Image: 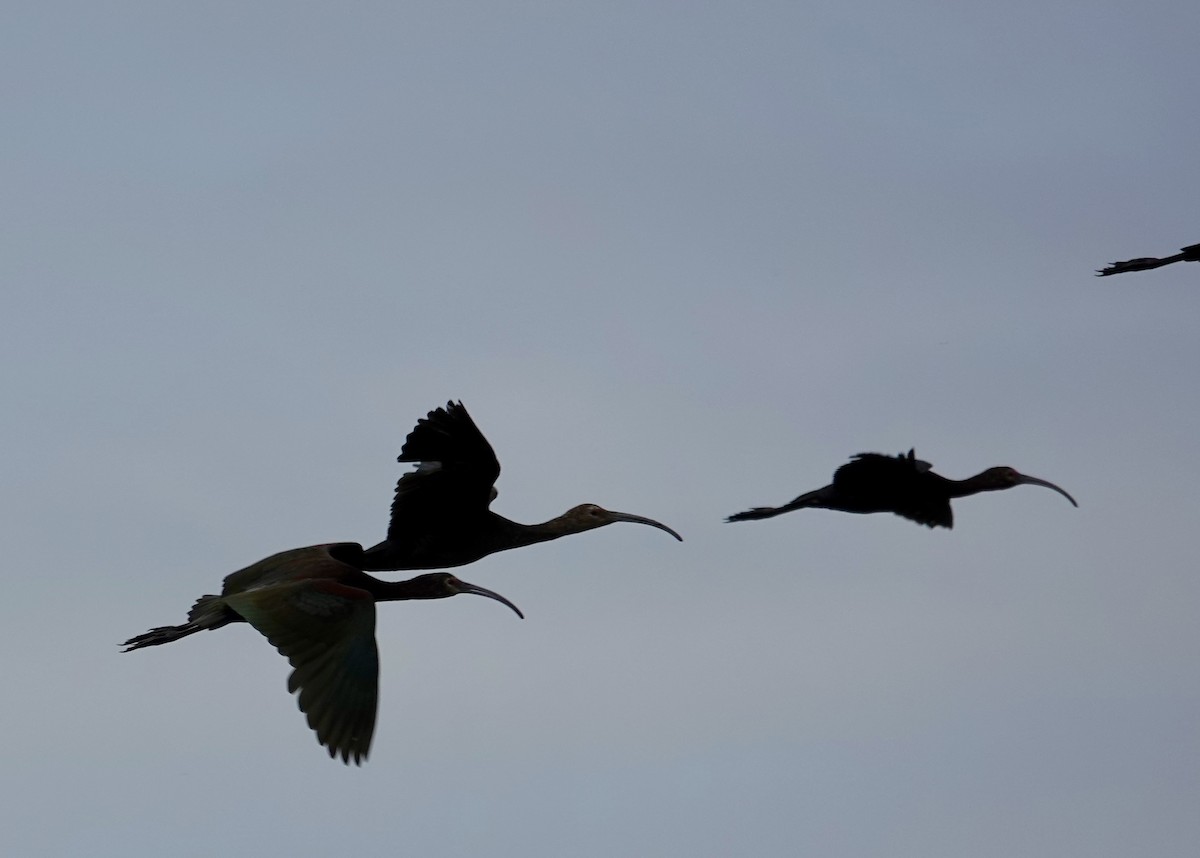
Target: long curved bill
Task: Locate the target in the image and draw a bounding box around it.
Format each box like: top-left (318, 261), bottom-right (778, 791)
top-left (458, 581), bottom-right (525, 619)
top-left (1017, 474), bottom-right (1078, 507)
top-left (608, 511), bottom-right (684, 541)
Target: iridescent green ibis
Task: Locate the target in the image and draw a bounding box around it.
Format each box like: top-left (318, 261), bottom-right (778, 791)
top-left (357, 401), bottom-right (682, 570)
top-left (1096, 241), bottom-right (1200, 276)
top-left (121, 543), bottom-right (523, 764)
top-left (726, 449), bottom-right (1077, 529)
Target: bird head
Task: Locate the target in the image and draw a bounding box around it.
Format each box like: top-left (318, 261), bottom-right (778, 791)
top-left (411, 573), bottom-right (525, 618)
top-left (981, 467), bottom-right (1078, 506)
top-left (561, 504), bottom-right (683, 541)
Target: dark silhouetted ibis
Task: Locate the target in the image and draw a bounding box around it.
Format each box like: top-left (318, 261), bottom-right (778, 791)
top-left (726, 449), bottom-right (1077, 529)
top-left (358, 401), bottom-right (682, 570)
top-left (1096, 241), bottom-right (1200, 276)
top-left (122, 543), bottom-right (523, 764)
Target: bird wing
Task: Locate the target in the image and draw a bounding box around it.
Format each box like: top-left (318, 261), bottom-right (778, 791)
top-left (385, 401), bottom-right (501, 543)
top-left (219, 544), bottom-right (362, 596)
top-left (224, 579), bottom-right (380, 765)
top-left (838, 452), bottom-right (926, 485)
top-left (905, 449), bottom-right (933, 472)
top-left (837, 452), bottom-right (953, 528)
top-left (892, 497), bottom-right (953, 529)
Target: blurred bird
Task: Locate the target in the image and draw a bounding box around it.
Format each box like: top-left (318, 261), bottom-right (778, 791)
top-left (727, 449), bottom-right (1077, 529)
top-left (1096, 241), bottom-right (1200, 276)
top-left (122, 544), bottom-right (523, 764)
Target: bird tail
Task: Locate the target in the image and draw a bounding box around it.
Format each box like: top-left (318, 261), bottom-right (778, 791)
top-left (726, 505), bottom-right (788, 522)
top-left (726, 489), bottom-right (825, 523)
top-left (121, 594), bottom-right (230, 652)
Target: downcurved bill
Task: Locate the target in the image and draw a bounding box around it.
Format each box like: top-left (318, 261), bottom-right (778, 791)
top-left (458, 581), bottom-right (525, 619)
top-left (1017, 475), bottom-right (1078, 507)
top-left (608, 511), bottom-right (684, 541)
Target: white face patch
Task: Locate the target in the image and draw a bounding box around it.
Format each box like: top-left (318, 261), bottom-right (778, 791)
top-left (415, 461), bottom-right (442, 474)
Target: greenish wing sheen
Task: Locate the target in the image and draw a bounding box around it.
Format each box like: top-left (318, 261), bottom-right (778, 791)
top-left (225, 579), bottom-right (380, 765)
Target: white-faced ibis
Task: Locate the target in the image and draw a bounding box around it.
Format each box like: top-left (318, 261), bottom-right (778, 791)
top-left (726, 449), bottom-right (1077, 529)
top-left (122, 543), bottom-right (523, 764)
top-left (357, 401), bottom-right (682, 570)
top-left (1096, 241), bottom-right (1200, 276)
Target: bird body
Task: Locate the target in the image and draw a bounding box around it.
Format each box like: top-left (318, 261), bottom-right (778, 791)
top-left (359, 401), bottom-right (682, 570)
top-left (123, 399), bottom-right (677, 764)
top-left (727, 449), bottom-right (1077, 529)
top-left (1097, 241), bottom-right (1200, 275)
top-left (122, 544), bottom-right (523, 764)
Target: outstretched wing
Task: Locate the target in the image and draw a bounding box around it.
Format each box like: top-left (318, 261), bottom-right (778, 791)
top-left (385, 401), bottom-right (501, 543)
top-left (225, 579), bottom-right (380, 765)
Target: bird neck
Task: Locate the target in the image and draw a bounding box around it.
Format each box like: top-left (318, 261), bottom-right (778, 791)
top-left (947, 472), bottom-right (1002, 498)
top-left (498, 514), bottom-right (575, 549)
top-left (363, 574), bottom-right (449, 603)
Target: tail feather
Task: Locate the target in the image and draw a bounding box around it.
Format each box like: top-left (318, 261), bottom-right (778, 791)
top-left (726, 488), bottom-right (825, 523)
top-left (726, 505), bottom-right (789, 522)
top-left (121, 594), bottom-right (231, 652)
top-left (121, 622), bottom-right (205, 651)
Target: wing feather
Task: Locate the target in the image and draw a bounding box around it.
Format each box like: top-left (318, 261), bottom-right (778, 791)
top-left (835, 451), bottom-right (953, 529)
top-left (225, 579), bottom-right (380, 765)
top-left (385, 401), bottom-right (501, 544)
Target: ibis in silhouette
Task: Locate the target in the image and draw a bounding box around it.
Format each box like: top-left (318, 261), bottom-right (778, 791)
top-left (726, 449), bottom-right (1077, 529)
top-left (1096, 241), bottom-right (1200, 276)
top-left (122, 543), bottom-right (523, 764)
top-left (357, 401), bottom-right (682, 570)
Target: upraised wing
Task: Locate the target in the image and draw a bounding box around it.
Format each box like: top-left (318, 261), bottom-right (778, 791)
top-left (385, 401), bottom-right (501, 544)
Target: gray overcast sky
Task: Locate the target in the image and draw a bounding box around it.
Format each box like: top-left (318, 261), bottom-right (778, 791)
top-left (4, 2), bottom-right (1199, 856)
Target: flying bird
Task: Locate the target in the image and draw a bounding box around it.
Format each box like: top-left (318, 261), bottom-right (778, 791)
top-left (1096, 241), bottom-right (1200, 276)
top-left (122, 544), bottom-right (523, 764)
top-left (357, 401), bottom-right (682, 570)
top-left (726, 449), bottom-right (1077, 529)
